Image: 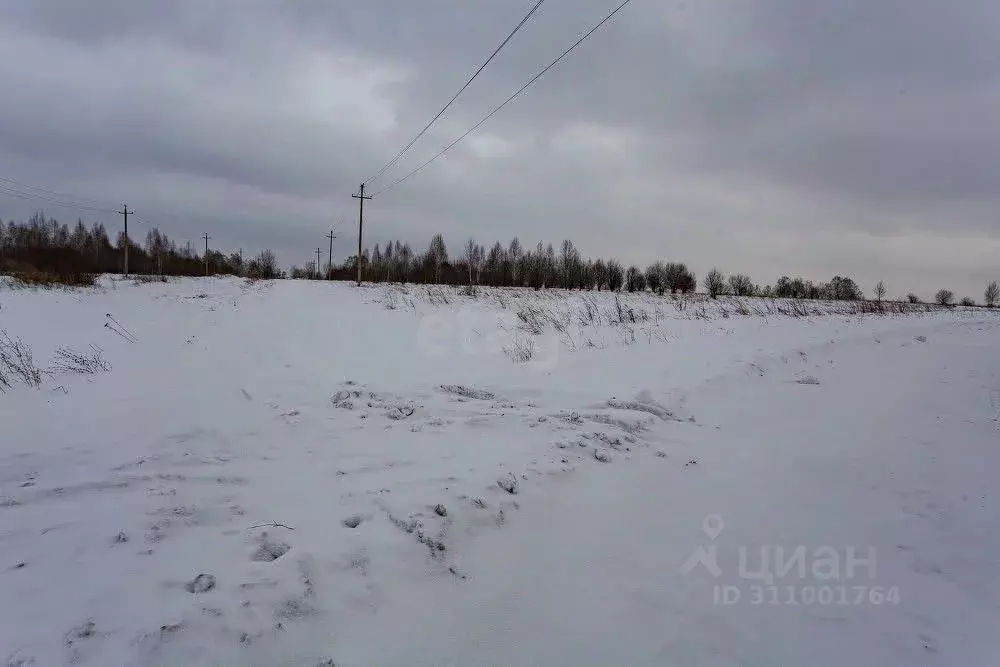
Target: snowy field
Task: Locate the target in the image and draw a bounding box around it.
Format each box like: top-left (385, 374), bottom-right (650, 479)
top-left (1, 276), bottom-right (998, 666)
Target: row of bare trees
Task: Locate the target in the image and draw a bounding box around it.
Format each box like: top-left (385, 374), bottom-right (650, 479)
top-left (4, 211), bottom-right (996, 304)
top-left (321, 234), bottom-right (887, 302)
top-left (931, 282), bottom-right (999, 308)
top-left (316, 233), bottom-right (998, 305)
top-left (0, 212), bottom-right (281, 279)
top-left (315, 235), bottom-right (699, 293)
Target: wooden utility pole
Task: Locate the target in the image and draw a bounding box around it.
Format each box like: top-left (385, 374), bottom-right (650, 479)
top-left (325, 230), bottom-right (337, 280)
top-left (203, 233), bottom-right (211, 276)
top-left (117, 203), bottom-right (134, 276)
top-left (315, 247), bottom-right (322, 279)
top-left (352, 183), bottom-right (372, 286)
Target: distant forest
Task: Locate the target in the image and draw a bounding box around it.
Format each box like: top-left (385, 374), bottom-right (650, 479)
top-left (3, 210), bottom-right (991, 306)
top-left (0, 212), bottom-right (280, 280)
top-left (309, 234), bottom-right (868, 301)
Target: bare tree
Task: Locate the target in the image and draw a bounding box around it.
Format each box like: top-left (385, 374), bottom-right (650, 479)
top-left (464, 238), bottom-right (477, 285)
top-left (825, 276), bottom-right (863, 301)
top-left (560, 239), bottom-right (580, 289)
top-left (606, 260), bottom-right (624, 292)
top-left (428, 234), bottom-right (448, 283)
top-left (247, 249), bottom-right (279, 279)
top-left (645, 262), bottom-right (664, 294)
top-left (485, 242), bottom-right (505, 285)
top-left (579, 260), bottom-right (594, 290)
top-left (474, 243), bottom-right (485, 284)
top-left (544, 244), bottom-right (557, 287)
top-left (984, 280), bottom-right (999, 307)
top-left (592, 259), bottom-right (608, 291)
top-left (934, 289), bottom-right (954, 306)
top-left (728, 273), bottom-right (754, 297)
top-left (507, 237), bottom-right (522, 286)
top-left (874, 280), bottom-right (886, 302)
top-left (663, 263), bottom-right (696, 294)
top-left (704, 268), bottom-right (726, 299)
top-left (370, 244), bottom-right (383, 281)
top-left (399, 242), bottom-right (413, 283)
top-left (625, 266), bottom-right (646, 292)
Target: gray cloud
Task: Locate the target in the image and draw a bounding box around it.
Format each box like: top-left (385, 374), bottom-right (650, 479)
top-left (0, 0), bottom-right (998, 298)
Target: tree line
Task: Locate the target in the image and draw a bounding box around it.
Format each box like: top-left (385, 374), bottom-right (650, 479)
top-left (313, 233), bottom-right (993, 306)
top-left (0, 212), bottom-right (281, 280)
top-left (314, 233), bottom-right (886, 302)
top-left (3, 211), bottom-right (996, 306)
top-left (305, 235), bottom-right (700, 293)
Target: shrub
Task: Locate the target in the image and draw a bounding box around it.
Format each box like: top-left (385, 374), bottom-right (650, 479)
top-left (515, 306), bottom-right (545, 334)
top-left (960, 297), bottom-right (976, 307)
top-left (906, 293), bottom-right (920, 304)
top-left (0, 331), bottom-right (42, 390)
top-left (131, 275), bottom-right (168, 285)
top-left (934, 289), bottom-right (954, 306)
top-left (246, 250), bottom-right (280, 279)
top-left (8, 268), bottom-right (96, 288)
top-left (50, 345), bottom-right (112, 375)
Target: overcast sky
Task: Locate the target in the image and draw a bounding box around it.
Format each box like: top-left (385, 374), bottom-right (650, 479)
top-left (1, 0), bottom-right (998, 298)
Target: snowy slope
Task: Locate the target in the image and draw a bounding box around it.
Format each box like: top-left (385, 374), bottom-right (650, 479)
top-left (1, 277), bottom-right (997, 666)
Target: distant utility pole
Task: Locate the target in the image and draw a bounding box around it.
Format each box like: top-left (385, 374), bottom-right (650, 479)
top-left (202, 233), bottom-right (211, 275)
top-left (325, 230), bottom-right (337, 280)
top-left (315, 247), bottom-right (322, 279)
top-left (352, 183), bottom-right (372, 287)
top-left (238, 248), bottom-right (243, 276)
top-left (117, 203), bottom-right (134, 276)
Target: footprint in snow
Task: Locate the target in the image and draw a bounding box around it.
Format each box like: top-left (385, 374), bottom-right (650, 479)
top-left (251, 535), bottom-right (291, 562)
top-left (185, 574), bottom-right (216, 593)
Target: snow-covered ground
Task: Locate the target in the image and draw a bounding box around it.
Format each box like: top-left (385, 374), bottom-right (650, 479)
top-left (1, 276), bottom-right (998, 666)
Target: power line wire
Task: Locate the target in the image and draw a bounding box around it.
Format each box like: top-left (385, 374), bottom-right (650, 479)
top-left (362, 0), bottom-right (548, 185)
top-left (0, 176), bottom-right (191, 229)
top-left (0, 184), bottom-right (119, 215)
top-left (0, 176), bottom-right (119, 208)
top-left (0, 185), bottom-right (115, 213)
top-left (372, 0), bottom-right (634, 197)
